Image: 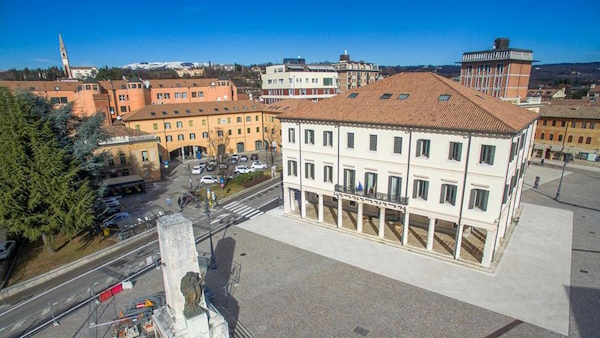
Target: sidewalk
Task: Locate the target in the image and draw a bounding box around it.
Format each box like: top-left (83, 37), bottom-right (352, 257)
top-left (242, 203), bottom-right (573, 335)
top-left (531, 157), bottom-right (600, 172)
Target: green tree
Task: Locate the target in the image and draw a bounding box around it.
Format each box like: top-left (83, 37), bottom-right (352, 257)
top-left (0, 87), bottom-right (97, 252)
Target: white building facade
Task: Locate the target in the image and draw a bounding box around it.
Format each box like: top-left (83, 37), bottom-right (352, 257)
top-left (279, 72), bottom-right (537, 268)
top-left (261, 59), bottom-right (339, 104)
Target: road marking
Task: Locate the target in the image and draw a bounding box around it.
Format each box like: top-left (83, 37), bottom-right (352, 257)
top-left (234, 206), bottom-right (253, 214)
top-left (249, 212), bottom-right (264, 219)
top-left (210, 218), bottom-right (221, 225)
top-left (240, 182), bottom-right (281, 202)
top-left (67, 295), bottom-right (76, 303)
top-left (40, 308), bottom-right (50, 316)
top-left (246, 210), bottom-right (263, 218)
top-left (256, 197), bottom-right (280, 210)
top-left (241, 208), bottom-right (259, 217)
top-left (106, 277), bottom-right (112, 284)
top-left (11, 319), bottom-right (25, 331)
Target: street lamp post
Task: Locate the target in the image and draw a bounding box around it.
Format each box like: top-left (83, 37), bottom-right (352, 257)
top-left (187, 164), bottom-right (193, 191)
top-left (48, 302), bottom-right (59, 326)
top-left (555, 153), bottom-right (571, 201)
top-left (204, 189), bottom-right (217, 269)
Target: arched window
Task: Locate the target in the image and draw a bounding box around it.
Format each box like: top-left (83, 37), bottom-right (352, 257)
top-left (540, 133), bottom-right (545, 140)
top-left (178, 134), bottom-right (184, 141)
top-left (549, 134), bottom-right (554, 141)
top-left (586, 137), bottom-right (592, 144)
top-left (567, 135), bottom-right (573, 142)
top-left (164, 122), bottom-right (171, 129)
top-left (578, 136), bottom-right (584, 144)
top-left (166, 135), bottom-right (172, 142)
top-left (558, 134), bottom-right (563, 142)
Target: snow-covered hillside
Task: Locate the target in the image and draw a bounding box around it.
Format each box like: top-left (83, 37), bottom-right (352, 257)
top-left (122, 61), bottom-right (210, 70)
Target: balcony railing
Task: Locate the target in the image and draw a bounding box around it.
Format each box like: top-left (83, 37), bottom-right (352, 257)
top-left (334, 184), bottom-right (409, 205)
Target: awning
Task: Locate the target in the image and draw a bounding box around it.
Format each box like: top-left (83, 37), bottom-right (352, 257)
top-left (550, 146), bottom-right (564, 152)
top-left (564, 147), bottom-right (583, 154)
top-left (533, 143), bottom-right (548, 150)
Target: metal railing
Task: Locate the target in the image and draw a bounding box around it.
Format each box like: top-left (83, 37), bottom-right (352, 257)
top-left (334, 185), bottom-right (409, 205)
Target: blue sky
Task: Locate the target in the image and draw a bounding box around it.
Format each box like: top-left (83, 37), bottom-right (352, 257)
top-left (0, 0), bottom-right (598, 70)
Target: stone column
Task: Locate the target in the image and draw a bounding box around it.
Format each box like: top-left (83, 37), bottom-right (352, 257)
top-left (300, 190), bottom-right (307, 218)
top-left (181, 146), bottom-right (185, 159)
top-left (426, 218), bottom-right (436, 251)
top-left (337, 197), bottom-right (343, 228)
top-left (192, 146), bottom-right (196, 159)
top-left (156, 214), bottom-right (200, 329)
top-left (357, 202), bottom-right (363, 233)
top-left (289, 189), bottom-right (296, 211)
top-left (454, 223), bottom-right (465, 260)
top-left (283, 187), bottom-right (291, 213)
top-left (482, 228), bottom-right (497, 267)
top-left (402, 211), bottom-right (410, 245)
top-left (318, 193), bottom-right (324, 222)
top-left (378, 206), bottom-right (386, 238)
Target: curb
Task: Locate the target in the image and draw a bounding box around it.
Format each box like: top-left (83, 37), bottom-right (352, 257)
top-left (0, 175), bottom-right (282, 302)
top-left (0, 228), bottom-right (157, 301)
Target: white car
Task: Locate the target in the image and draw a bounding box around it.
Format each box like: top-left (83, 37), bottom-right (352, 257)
top-left (103, 199), bottom-right (121, 208)
top-left (191, 165), bottom-right (203, 175)
top-left (200, 176), bottom-right (219, 185)
top-left (234, 166), bottom-right (254, 174)
top-left (251, 161), bottom-right (268, 170)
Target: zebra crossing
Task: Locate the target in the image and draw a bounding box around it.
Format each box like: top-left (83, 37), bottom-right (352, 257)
top-left (223, 201), bottom-right (264, 219)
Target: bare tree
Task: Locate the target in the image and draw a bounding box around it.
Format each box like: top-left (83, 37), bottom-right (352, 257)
top-left (264, 127), bottom-right (281, 167)
top-left (208, 127), bottom-right (230, 176)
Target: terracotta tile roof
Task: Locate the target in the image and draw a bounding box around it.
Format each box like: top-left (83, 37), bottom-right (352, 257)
top-left (546, 99), bottom-right (599, 106)
top-left (0, 80), bottom-right (81, 92)
top-left (102, 124), bottom-right (153, 137)
top-left (262, 99), bottom-right (316, 113)
top-left (280, 72), bottom-right (538, 134)
top-left (146, 78), bottom-right (223, 89)
top-left (122, 100), bottom-right (265, 122)
top-left (539, 105), bottom-right (600, 119)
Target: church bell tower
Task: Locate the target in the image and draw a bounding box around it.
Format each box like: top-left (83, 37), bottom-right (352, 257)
top-left (59, 34), bottom-right (72, 78)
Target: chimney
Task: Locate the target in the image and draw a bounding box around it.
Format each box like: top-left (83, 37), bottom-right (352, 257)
top-left (339, 50), bottom-right (350, 62)
top-left (493, 38), bottom-right (510, 50)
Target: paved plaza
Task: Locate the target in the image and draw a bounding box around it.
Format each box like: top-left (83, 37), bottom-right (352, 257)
top-left (32, 160), bottom-right (600, 337)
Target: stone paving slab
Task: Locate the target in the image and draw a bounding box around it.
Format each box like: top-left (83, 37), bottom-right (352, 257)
top-left (241, 203), bottom-right (573, 335)
top-left (523, 164), bottom-right (572, 192)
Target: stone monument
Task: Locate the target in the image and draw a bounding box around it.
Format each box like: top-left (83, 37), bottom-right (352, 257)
top-left (152, 214), bottom-right (229, 338)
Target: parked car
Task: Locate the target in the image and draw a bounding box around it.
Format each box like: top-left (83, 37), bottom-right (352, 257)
top-left (103, 199), bottom-right (121, 208)
top-left (101, 206), bottom-right (123, 219)
top-left (102, 197), bottom-right (119, 204)
top-left (200, 176), bottom-right (220, 185)
top-left (0, 241), bottom-right (16, 260)
top-left (103, 212), bottom-right (130, 228)
top-left (208, 159), bottom-right (217, 166)
top-left (240, 155), bottom-right (248, 162)
top-left (234, 166), bottom-right (255, 174)
top-left (218, 162), bottom-right (229, 169)
top-left (250, 153), bottom-right (259, 160)
top-left (229, 157), bottom-right (238, 165)
top-left (198, 162), bottom-right (208, 170)
top-left (251, 161), bottom-right (268, 170)
top-left (191, 165), bottom-right (203, 175)
top-left (206, 164), bottom-right (216, 172)
top-left (231, 153), bottom-right (239, 159)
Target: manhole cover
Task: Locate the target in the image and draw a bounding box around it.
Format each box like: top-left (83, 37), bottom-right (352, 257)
top-left (353, 326), bottom-right (369, 336)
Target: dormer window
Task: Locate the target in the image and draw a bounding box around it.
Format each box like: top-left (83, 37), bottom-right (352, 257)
top-left (174, 110), bottom-right (179, 114)
top-left (162, 111), bottom-right (167, 115)
top-left (186, 109), bottom-right (191, 113)
top-left (198, 109), bottom-right (204, 112)
top-left (438, 94), bottom-right (451, 101)
top-left (150, 112), bottom-right (156, 116)
top-left (398, 93), bottom-right (409, 100)
top-left (348, 93), bottom-right (359, 98)
top-left (380, 93), bottom-right (392, 99)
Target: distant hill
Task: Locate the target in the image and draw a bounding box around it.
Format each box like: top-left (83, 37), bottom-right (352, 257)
top-left (380, 62), bottom-right (600, 89)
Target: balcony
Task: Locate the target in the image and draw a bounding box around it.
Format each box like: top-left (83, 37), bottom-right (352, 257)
top-left (334, 184), bottom-right (409, 206)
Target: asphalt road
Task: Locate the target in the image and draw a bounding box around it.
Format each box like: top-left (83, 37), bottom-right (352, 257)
top-left (0, 166), bottom-right (282, 338)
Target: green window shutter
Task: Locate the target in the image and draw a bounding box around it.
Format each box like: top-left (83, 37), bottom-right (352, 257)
top-left (423, 181), bottom-right (429, 201)
top-left (412, 180), bottom-right (418, 199)
top-left (440, 184), bottom-right (446, 203)
top-left (469, 189), bottom-right (476, 209)
top-left (489, 146), bottom-right (495, 165)
top-left (417, 141), bottom-right (422, 156)
top-left (482, 190), bottom-right (489, 211)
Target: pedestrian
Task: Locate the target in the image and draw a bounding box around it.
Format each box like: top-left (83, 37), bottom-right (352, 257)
top-left (177, 196), bottom-right (182, 208)
top-left (541, 158), bottom-right (545, 166)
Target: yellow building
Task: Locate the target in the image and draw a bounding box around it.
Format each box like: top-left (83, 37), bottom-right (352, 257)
top-left (97, 123), bottom-right (162, 182)
top-left (533, 104), bottom-right (600, 162)
top-left (121, 100), bottom-right (281, 162)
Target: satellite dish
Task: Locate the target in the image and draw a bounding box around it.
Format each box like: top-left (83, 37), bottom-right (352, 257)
top-left (217, 97), bottom-right (221, 101)
top-left (211, 82), bottom-right (216, 86)
top-left (116, 116), bottom-right (122, 120)
top-left (223, 95), bottom-right (228, 100)
top-left (144, 80), bottom-right (150, 88)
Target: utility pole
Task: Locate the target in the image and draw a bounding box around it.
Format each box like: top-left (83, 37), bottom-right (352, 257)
top-left (555, 153), bottom-right (571, 200)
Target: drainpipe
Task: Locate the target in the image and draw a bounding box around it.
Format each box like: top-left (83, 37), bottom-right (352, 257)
top-left (336, 123), bottom-right (340, 186)
top-left (298, 120), bottom-right (303, 211)
top-left (262, 111), bottom-right (267, 165)
top-left (404, 129), bottom-right (412, 198)
top-left (456, 133), bottom-right (472, 252)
